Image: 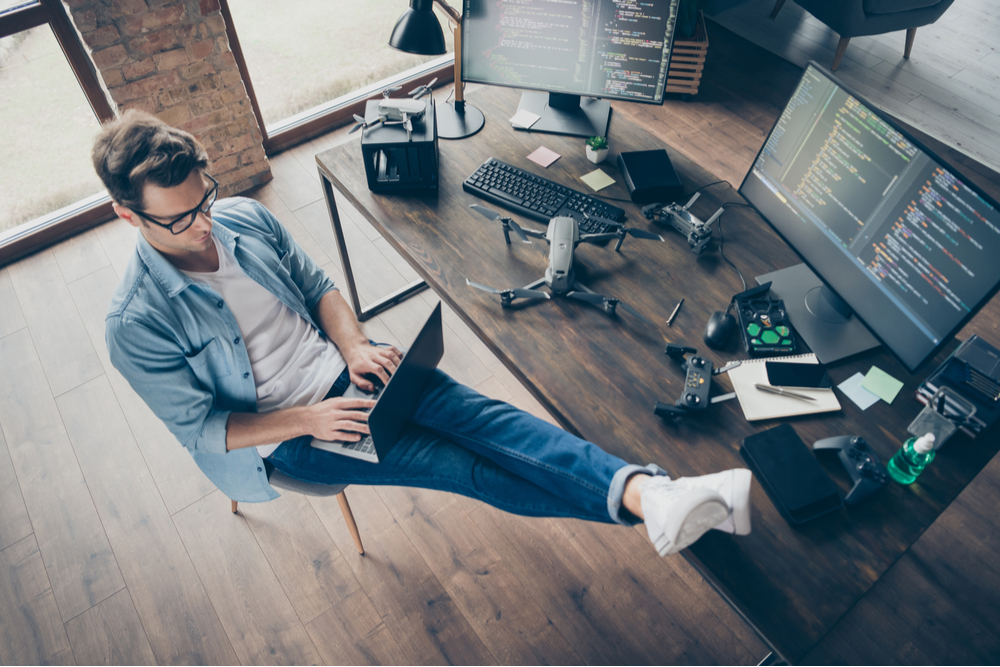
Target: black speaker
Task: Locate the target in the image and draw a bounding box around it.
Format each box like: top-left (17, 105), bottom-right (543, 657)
top-left (617, 149), bottom-right (684, 205)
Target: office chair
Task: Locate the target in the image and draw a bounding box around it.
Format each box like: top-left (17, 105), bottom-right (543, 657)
top-left (230, 470), bottom-right (365, 555)
top-left (770, 0), bottom-right (956, 70)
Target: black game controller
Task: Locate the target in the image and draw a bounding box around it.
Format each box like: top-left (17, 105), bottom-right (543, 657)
top-left (655, 345), bottom-right (714, 420)
top-left (813, 436), bottom-right (889, 506)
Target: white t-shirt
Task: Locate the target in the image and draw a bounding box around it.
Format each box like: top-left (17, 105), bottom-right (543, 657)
top-left (183, 236), bottom-right (346, 456)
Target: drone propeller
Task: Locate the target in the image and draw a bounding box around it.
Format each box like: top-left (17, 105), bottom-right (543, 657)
top-left (349, 113), bottom-right (381, 134)
top-left (470, 205), bottom-right (533, 244)
top-left (466, 279), bottom-right (550, 301)
top-left (409, 77), bottom-right (438, 99)
top-left (381, 85), bottom-right (402, 98)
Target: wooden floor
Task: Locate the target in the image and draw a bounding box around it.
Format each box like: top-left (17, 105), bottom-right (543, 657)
top-left (2, 17), bottom-right (1000, 667)
top-left (712, 0), bottom-right (1000, 175)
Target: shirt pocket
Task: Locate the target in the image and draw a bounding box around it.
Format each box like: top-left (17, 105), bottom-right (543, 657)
top-left (186, 337), bottom-right (232, 384)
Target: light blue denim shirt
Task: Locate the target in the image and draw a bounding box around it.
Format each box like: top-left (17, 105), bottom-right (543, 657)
top-left (106, 197), bottom-right (339, 502)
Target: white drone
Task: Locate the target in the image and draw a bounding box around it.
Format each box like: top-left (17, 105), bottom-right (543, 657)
top-left (349, 79), bottom-right (437, 141)
top-left (466, 205), bottom-right (664, 323)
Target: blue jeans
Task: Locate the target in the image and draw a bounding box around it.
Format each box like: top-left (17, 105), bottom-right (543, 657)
top-left (268, 367), bottom-right (662, 525)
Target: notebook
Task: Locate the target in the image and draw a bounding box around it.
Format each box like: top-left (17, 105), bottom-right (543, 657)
top-left (726, 353), bottom-right (841, 421)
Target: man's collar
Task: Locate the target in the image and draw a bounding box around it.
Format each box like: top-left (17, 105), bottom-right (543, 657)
top-left (135, 224), bottom-right (240, 298)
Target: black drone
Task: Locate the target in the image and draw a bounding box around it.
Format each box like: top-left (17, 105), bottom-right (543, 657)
top-left (466, 205), bottom-right (664, 323)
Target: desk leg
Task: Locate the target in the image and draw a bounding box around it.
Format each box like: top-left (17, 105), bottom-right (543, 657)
top-left (319, 172), bottom-right (427, 322)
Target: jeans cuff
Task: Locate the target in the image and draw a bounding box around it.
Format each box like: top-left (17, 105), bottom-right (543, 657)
top-left (607, 463), bottom-right (668, 526)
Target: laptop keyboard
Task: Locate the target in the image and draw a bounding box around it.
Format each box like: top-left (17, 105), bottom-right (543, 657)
top-left (339, 383), bottom-right (383, 453)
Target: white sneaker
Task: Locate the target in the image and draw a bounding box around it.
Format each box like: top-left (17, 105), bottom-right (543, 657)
top-left (640, 477), bottom-right (730, 555)
top-left (672, 468), bottom-right (753, 536)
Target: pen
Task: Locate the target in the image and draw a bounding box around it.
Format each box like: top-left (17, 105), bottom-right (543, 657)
top-left (666, 298), bottom-right (684, 326)
top-left (754, 383), bottom-right (816, 402)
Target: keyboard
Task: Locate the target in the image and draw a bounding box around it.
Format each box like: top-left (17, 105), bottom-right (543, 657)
top-left (339, 383), bottom-right (383, 454)
top-left (463, 158), bottom-right (626, 234)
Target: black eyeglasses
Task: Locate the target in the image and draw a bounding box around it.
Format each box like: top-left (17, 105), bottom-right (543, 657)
top-left (133, 174), bottom-right (219, 235)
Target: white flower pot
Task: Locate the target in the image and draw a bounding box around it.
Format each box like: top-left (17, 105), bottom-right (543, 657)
top-left (586, 146), bottom-right (609, 164)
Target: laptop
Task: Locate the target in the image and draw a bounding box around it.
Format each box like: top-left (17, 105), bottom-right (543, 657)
top-left (310, 302), bottom-right (444, 462)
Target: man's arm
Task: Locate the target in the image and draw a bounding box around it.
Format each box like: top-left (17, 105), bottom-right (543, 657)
top-left (224, 290), bottom-right (402, 451)
top-left (311, 290), bottom-right (403, 392)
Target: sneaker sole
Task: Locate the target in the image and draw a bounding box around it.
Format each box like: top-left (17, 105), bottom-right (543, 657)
top-left (730, 469), bottom-right (752, 536)
top-left (654, 499), bottom-right (730, 556)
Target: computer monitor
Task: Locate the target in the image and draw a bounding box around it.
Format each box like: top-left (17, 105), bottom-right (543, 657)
top-left (461, 0), bottom-right (680, 138)
top-left (740, 62), bottom-right (1000, 373)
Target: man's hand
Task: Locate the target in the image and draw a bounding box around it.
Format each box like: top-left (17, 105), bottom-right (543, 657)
top-left (306, 397), bottom-right (377, 442)
top-left (343, 343), bottom-right (404, 392)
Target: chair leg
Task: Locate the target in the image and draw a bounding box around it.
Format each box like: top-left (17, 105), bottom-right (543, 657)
top-left (904, 28), bottom-right (917, 59)
top-left (337, 491), bottom-right (365, 555)
top-left (769, 0), bottom-right (786, 19)
top-left (832, 36), bottom-right (850, 71)
top-left (231, 499), bottom-right (238, 514)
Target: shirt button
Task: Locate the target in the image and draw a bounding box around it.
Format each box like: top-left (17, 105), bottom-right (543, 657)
top-left (257, 467), bottom-right (263, 472)
top-left (234, 337), bottom-right (240, 344)
top-left (217, 301), bottom-right (224, 308)
top-left (243, 372), bottom-right (250, 378)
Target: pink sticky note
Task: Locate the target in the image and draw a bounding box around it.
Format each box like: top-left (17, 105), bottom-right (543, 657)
top-left (527, 146), bottom-right (561, 168)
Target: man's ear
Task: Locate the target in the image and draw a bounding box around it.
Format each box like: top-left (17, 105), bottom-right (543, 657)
top-left (113, 203), bottom-right (141, 229)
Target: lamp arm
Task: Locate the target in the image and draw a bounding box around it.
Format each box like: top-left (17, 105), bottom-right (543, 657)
top-left (432, 0), bottom-right (461, 27)
top-left (432, 0), bottom-right (465, 105)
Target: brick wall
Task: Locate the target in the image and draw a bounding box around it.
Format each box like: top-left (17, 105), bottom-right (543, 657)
top-left (67, 0), bottom-right (272, 196)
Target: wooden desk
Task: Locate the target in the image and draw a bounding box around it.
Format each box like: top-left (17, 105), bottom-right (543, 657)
top-left (316, 85), bottom-right (1000, 663)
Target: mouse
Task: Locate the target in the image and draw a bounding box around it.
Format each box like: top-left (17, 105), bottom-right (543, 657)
top-left (703, 310), bottom-right (737, 349)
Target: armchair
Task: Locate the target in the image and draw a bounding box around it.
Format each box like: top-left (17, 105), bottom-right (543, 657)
top-left (770, 0), bottom-right (956, 70)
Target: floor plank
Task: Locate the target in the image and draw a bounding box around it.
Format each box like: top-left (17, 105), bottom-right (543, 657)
top-left (51, 228), bottom-right (111, 284)
top-left (63, 588), bottom-right (157, 666)
top-left (0, 328), bottom-right (124, 622)
top-left (310, 484), bottom-right (497, 665)
top-left (6, 250), bottom-right (104, 398)
top-left (0, 426), bottom-right (32, 552)
top-left (57, 376), bottom-right (239, 665)
top-left (239, 491), bottom-right (362, 625)
top-left (0, 535), bottom-right (73, 666)
top-left (305, 589), bottom-right (410, 665)
top-left (172, 490), bottom-right (324, 666)
top-left (0, 266), bottom-right (26, 338)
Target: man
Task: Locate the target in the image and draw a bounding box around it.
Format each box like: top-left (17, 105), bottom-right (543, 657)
top-left (95, 110), bottom-right (752, 556)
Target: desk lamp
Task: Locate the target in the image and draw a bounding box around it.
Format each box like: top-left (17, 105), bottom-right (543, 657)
top-left (389, 0), bottom-right (485, 139)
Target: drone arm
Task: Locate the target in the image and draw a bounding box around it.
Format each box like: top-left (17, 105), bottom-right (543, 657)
top-left (579, 232), bottom-right (619, 245)
top-left (520, 227), bottom-right (548, 240)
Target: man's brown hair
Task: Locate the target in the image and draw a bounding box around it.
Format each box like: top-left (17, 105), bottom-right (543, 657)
top-left (92, 110), bottom-right (209, 211)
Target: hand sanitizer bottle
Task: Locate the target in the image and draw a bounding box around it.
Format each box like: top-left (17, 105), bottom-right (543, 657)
top-left (887, 433), bottom-right (936, 484)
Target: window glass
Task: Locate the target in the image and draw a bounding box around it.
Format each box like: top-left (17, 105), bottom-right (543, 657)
top-left (226, 0), bottom-right (454, 129)
top-left (0, 25), bottom-right (105, 235)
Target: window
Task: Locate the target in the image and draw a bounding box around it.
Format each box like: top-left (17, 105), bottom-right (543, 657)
top-left (225, 0), bottom-right (453, 132)
top-left (0, 24), bottom-right (106, 236)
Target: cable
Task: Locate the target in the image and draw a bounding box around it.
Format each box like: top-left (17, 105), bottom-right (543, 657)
top-left (716, 201), bottom-right (751, 292)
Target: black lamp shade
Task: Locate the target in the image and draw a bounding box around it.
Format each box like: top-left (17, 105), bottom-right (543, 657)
top-left (389, 0), bottom-right (447, 55)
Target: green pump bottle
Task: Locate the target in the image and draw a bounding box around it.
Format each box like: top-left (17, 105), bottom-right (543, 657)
top-left (887, 433), bottom-right (936, 484)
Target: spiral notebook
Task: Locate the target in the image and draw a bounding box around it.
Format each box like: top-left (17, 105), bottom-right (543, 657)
top-left (726, 353), bottom-right (841, 421)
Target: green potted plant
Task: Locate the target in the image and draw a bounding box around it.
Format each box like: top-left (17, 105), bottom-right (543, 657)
top-left (585, 135), bottom-right (609, 164)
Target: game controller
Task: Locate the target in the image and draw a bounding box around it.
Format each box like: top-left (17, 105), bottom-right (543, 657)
top-left (655, 345), bottom-right (714, 420)
top-left (813, 436), bottom-right (889, 505)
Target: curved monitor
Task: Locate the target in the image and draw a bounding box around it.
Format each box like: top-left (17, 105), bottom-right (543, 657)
top-left (740, 63), bottom-right (1000, 373)
top-left (461, 0), bottom-right (680, 136)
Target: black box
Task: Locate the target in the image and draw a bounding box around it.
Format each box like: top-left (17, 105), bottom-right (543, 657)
top-left (617, 149), bottom-right (684, 205)
top-left (361, 98), bottom-right (438, 192)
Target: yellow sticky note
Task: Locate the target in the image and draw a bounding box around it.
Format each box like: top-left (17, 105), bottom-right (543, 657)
top-left (580, 169), bottom-right (615, 192)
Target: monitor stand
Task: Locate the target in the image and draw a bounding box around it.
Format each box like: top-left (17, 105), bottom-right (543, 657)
top-left (756, 263), bottom-right (880, 364)
top-left (514, 92), bottom-right (611, 138)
